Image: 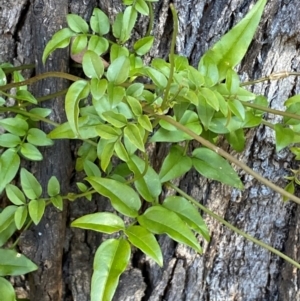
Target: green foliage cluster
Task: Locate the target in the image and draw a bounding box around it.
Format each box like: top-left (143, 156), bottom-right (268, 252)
top-left (0, 0), bottom-right (300, 299)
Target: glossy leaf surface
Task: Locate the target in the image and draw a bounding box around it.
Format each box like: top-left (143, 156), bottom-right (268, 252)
top-left (91, 239), bottom-right (130, 301)
top-left (138, 205), bottom-right (202, 253)
top-left (86, 177), bottom-right (141, 217)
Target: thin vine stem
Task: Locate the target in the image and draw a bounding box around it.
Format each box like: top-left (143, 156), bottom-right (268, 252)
top-left (161, 4), bottom-right (178, 108)
top-left (145, 2), bottom-right (154, 36)
top-left (2, 64), bottom-right (35, 74)
top-left (0, 72), bottom-right (83, 91)
top-left (156, 114), bottom-right (300, 205)
top-left (241, 71), bottom-right (300, 86)
top-left (243, 102), bottom-right (300, 121)
top-left (167, 182), bottom-right (300, 269)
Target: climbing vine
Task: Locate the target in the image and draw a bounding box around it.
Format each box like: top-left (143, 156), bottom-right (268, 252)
top-left (0, 0), bottom-right (299, 300)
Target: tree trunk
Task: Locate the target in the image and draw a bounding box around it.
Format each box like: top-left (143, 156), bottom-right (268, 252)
top-left (1, 0), bottom-right (300, 300)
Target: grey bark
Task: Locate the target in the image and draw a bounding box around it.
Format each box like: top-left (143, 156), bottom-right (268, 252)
top-left (0, 0), bottom-right (300, 301)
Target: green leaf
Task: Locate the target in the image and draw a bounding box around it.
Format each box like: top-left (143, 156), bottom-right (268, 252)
top-left (0, 249), bottom-right (38, 276)
top-left (88, 36), bottom-right (109, 56)
top-left (197, 93), bottom-right (215, 130)
top-left (112, 13), bottom-right (123, 40)
top-left (134, 36), bottom-right (154, 55)
top-left (91, 239), bottom-right (131, 301)
top-left (14, 206), bottom-right (28, 230)
top-left (138, 115), bottom-right (152, 132)
top-left (284, 95), bottom-right (300, 107)
top-left (47, 176), bottom-right (60, 197)
top-left (274, 124), bottom-right (295, 152)
top-left (51, 195), bottom-right (63, 210)
top-left (159, 145), bottom-right (192, 183)
top-left (127, 155), bottom-right (161, 202)
top-left (145, 67), bottom-right (168, 89)
top-left (6, 184), bottom-right (26, 205)
top-left (0, 277), bottom-right (16, 301)
top-left (48, 116), bottom-right (99, 139)
top-left (13, 70), bottom-right (26, 91)
top-left (71, 34), bottom-right (88, 54)
top-left (102, 111), bottom-right (127, 128)
top-left (0, 117), bottom-right (28, 136)
top-left (90, 8), bottom-right (110, 35)
top-left (42, 28), bottom-right (75, 64)
top-left (107, 83), bottom-right (126, 107)
top-left (0, 206), bottom-right (17, 233)
top-left (106, 56), bottom-right (130, 85)
top-left (225, 128), bottom-right (245, 152)
top-left (225, 69), bottom-right (240, 94)
top-left (27, 128), bottom-right (53, 146)
top-left (126, 83), bottom-right (144, 97)
top-left (0, 133), bottom-right (21, 148)
top-left (187, 66), bottom-right (205, 87)
top-left (67, 14), bottom-right (89, 33)
top-left (0, 222), bottom-right (16, 247)
top-left (199, 0), bottom-right (267, 79)
top-left (283, 103), bottom-right (300, 125)
top-left (83, 160), bottom-right (101, 177)
top-left (16, 90), bottom-right (37, 104)
top-left (135, 0), bottom-right (149, 15)
top-left (29, 108), bottom-right (52, 120)
top-left (82, 50), bottom-right (104, 79)
top-left (86, 177), bottom-right (141, 217)
top-left (283, 180), bottom-right (295, 202)
top-left (0, 96), bottom-right (5, 106)
top-left (126, 96), bottom-right (142, 116)
top-left (0, 149), bottom-right (20, 194)
top-left (200, 88), bottom-right (219, 111)
top-left (28, 199), bottom-right (45, 225)
top-left (110, 44), bottom-right (129, 62)
top-left (71, 212), bottom-right (125, 233)
top-left (120, 6), bottom-right (138, 43)
top-left (0, 68), bottom-right (7, 86)
top-left (125, 225), bottom-right (163, 266)
top-left (114, 140), bottom-right (129, 162)
top-left (20, 143), bottom-right (43, 161)
top-left (138, 205), bottom-right (202, 253)
top-left (20, 168), bottom-right (42, 199)
top-left (151, 58), bottom-right (170, 77)
top-left (192, 147), bottom-right (243, 189)
top-left (124, 124), bottom-right (145, 152)
top-left (228, 99), bottom-right (245, 121)
top-left (96, 139), bottom-right (114, 172)
top-left (150, 110), bottom-right (202, 143)
top-left (91, 78), bottom-right (107, 101)
top-left (163, 196), bottom-right (210, 241)
top-left (65, 80), bottom-right (90, 136)
top-left (198, 55), bottom-right (219, 87)
top-left (253, 95), bottom-right (268, 116)
top-left (96, 124), bottom-right (121, 140)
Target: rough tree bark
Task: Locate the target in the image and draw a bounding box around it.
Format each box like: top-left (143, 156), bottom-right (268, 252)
top-left (0, 0), bottom-right (300, 300)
